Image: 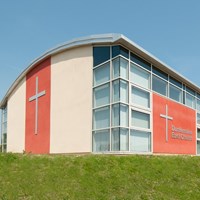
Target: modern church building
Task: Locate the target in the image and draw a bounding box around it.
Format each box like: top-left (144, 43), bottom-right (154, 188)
top-left (1, 34), bottom-right (200, 155)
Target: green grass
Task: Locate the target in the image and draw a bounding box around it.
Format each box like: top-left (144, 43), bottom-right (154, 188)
top-left (0, 154), bottom-right (200, 200)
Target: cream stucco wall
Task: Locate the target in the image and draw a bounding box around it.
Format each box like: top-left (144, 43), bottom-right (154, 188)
top-left (7, 77), bottom-right (26, 152)
top-left (50, 46), bottom-right (93, 153)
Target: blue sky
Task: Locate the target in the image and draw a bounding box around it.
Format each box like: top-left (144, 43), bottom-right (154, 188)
top-left (0, 0), bottom-right (200, 101)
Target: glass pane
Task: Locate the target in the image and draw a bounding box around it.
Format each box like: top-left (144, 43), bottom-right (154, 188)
top-left (120, 80), bottom-right (128, 103)
top-left (120, 128), bottom-right (129, 151)
top-left (112, 104), bottom-right (120, 126)
top-left (94, 63), bottom-right (110, 86)
top-left (186, 86), bottom-right (195, 96)
top-left (112, 46), bottom-right (129, 59)
top-left (197, 113), bottom-right (200, 125)
top-left (186, 93), bottom-right (195, 109)
top-left (169, 84), bottom-right (182, 103)
top-left (197, 99), bottom-right (200, 112)
top-left (120, 58), bottom-right (128, 79)
top-left (152, 66), bottom-right (168, 80)
top-left (120, 104), bottom-right (128, 127)
top-left (93, 129), bottom-right (110, 152)
top-left (112, 57), bottom-right (128, 79)
top-left (197, 141), bottom-right (200, 154)
top-left (3, 133), bottom-right (7, 144)
top-left (94, 84), bottom-right (110, 107)
top-left (2, 122), bottom-right (7, 134)
top-left (197, 129), bottom-right (200, 139)
top-left (111, 128), bottom-right (128, 151)
top-left (2, 110), bottom-right (7, 122)
top-left (132, 86), bottom-right (150, 108)
top-left (169, 76), bottom-right (182, 88)
top-left (111, 128), bottom-right (120, 151)
top-left (93, 106), bottom-right (110, 129)
top-left (112, 104), bottom-right (128, 127)
top-left (132, 110), bottom-right (150, 129)
top-left (130, 52), bottom-right (151, 71)
top-left (130, 63), bottom-right (150, 89)
top-left (93, 46), bottom-right (110, 67)
top-left (130, 130), bottom-right (151, 152)
top-left (112, 80), bottom-right (128, 103)
top-left (152, 75), bottom-right (167, 96)
top-left (112, 58), bottom-right (120, 78)
top-left (112, 80), bottom-right (119, 102)
top-left (2, 145), bottom-right (7, 152)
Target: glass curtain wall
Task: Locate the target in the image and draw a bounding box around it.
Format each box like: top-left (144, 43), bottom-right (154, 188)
top-left (1, 106), bottom-right (7, 152)
top-left (93, 45), bottom-right (152, 153)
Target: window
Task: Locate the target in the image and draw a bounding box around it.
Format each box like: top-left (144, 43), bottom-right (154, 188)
top-left (120, 80), bottom-right (128, 103)
top-left (93, 129), bottom-right (110, 152)
top-left (131, 110), bottom-right (150, 129)
top-left (111, 128), bottom-right (128, 151)
top-left (197, 114), bottom-right (200, 125)
top-left (186, 86), bottom-right (195, 96)
top-left (197, 129), bottom-right (200, 139)
top-left (120, 104), bottom-right (129, 127)
top-left (197, 141), bottom-right (200, 155)
top-left (113, 80), bottom-right (120, 102)
top-left (112, 80), bottom-right (128, 103)
top-left (112, 57), bottom-right (128, 79)
top-left (93, 46), bottom-right (110, 67)
top-left (112, 46), bottom-right (129, 59)
top-left (152, 75), bottom-right (168, 96)
top-left (130, 130), bottom-right (151, 152)
top-left (2, 133), bottom-right (7, 144)
top-left (153, 66), bottom-right (168, 80)
top-left (94, 84), bottom-right (110, 107)
top-left (130, 52), bottom-right (151, 71)
top-left (197, 99), bottom-right (200, 112)
top-left (93, 106), bottom-right (110, 129)
top-left (132, 86), bottom-right (150, 108)
top-left (2, 122), bottom-right (7, 134)
top-left (169, 76), bottom-right (182, 88)
top-left (169, 84), bottom-right (182, 103)
top-left (186, 93), bottom-right (195, 109)
top-left (112, 104), bottom-right (119, 127)
top-left (112, 104), bottom-right (128, 127)
top-left (130, 63), bottom-right (150, 89)
top-left (94, 62), bottom-right (110, 86)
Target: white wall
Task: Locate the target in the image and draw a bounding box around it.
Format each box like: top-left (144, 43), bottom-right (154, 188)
top-left (50, 46), bottom-right (93, 153)
top-left (7, 77), bottom-right (26, 152)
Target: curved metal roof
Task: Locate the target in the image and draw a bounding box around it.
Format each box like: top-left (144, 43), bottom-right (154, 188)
top-left (1, 33), bottom-right (200, 108)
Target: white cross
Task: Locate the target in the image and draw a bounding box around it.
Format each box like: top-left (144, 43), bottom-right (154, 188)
top-left (29, 76), bottom-right (46, 134)
top-left (160, 104), bottom-right (173, 142)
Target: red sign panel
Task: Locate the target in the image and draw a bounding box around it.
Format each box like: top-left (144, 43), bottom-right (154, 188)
top-left (153, 93), bottom-right (196, 155)
top-left (25, 58), bottom-right (51, 154)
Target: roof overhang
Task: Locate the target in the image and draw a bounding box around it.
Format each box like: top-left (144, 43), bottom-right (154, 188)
top-left (1, 33), bottom-right (200, 108)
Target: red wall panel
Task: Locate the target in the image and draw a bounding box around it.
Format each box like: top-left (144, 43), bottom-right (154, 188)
top-left (153, 93), bottom-right (196, 155)
top-left (25, 58), bottom-right (51, 154)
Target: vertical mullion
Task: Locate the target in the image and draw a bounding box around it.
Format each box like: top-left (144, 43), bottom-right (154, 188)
top-left (150, 64), bottom-right (153, 153)
top-left (119, 57), bottom-right (121, 151)
top-left (128, 50), bottom-right (131, 152)
top-left (109, 46), bottom-right (112, 151)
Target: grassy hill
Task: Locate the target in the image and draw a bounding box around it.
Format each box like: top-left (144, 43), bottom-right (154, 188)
top-left (0, 153), bottom-right (200, 200)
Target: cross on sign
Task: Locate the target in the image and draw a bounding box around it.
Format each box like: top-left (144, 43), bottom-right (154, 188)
top-left (29, 76), bottom-right (46, 134)
top-left (160, 104), bottom-right (173, 142)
